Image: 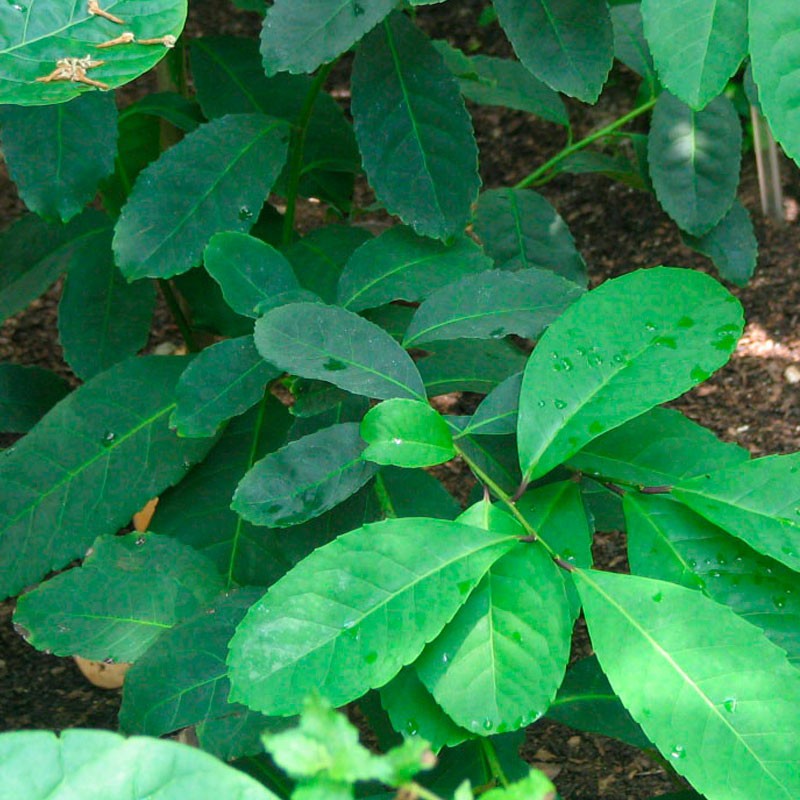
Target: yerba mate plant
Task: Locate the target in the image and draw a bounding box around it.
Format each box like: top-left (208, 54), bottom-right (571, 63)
top-left (0, 1), bottom-right (799, 799)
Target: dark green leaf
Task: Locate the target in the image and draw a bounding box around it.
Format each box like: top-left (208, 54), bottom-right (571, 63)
top-left (337, 227), bottom-right (491, 313)
top-left (567, 406), bottom-right (749, 487)
top-left (362, 305), bottom-right (416, 343)
top-left (171, 336), bottom-right (281, 437)
top-left (172, 268), bottom-right (253, 339)
top-left (552, 150), bottom-right (649, 191)
top-left (233, 422), bottom-right (378, 528)
top-left (0, 356), bottom-right (216, 600)
top-left (376, 467), bottom-right (460, 521)
top-left (576, 569), bottom-right (800, 800)
top-left (260, 0), bottom-right (397, 75)
top-left (120, 92), bottom-right (203, 133)
top-left (580, 478), bottom-right (625, 532)
top-left (114, 114), bottom-right (290, 280)
top-left (625, 494), bottom-right (800, 664)
top-left (0, 210), bottom-right (112, 324)
top-left (474, 189), bottom-right (586, 285)
top-left (14, 533), bottom-right (223, 662)
top-left (0, 93), bottom-right (117, 222)
top-left (493, 0), bottom-right (613, 102)
top-left (460, 372), bottom-right (522, 436)
top-left (611, 4), bottom-right (659, 95)
top-left (227, 517), bottom-right (519, 714)
top-left (648, 92), bottom-right (741, 235)
top-left (517, 267), bottom-right (744, 481)
top-left (361, 399), bottom-right (455, 468)
top-left (0, 365), bottom-right (69, 434)
top-left (681, 199), bottom-right (758, 286)
top-left (254, 302), bottom-right (426, 401)
top-left (119, 587), bottom-right (288, 760)
top-left (453, 427), bottom-right (522, 495)
top-left (58, 244), bottom-right (156, 380)
top-left (0, 1), bottom-right (188, 105)
top-left (204, 233), bottom-right (302, 318)
top-left (352, 14), bottom-right (480, 240)
top-left (672, 453), bottom-right (800, 572)
top-left (403, 268), bottom-right (583, 347)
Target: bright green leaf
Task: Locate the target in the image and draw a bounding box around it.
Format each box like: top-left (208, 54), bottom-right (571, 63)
top-left (474, 189), bottom-right (586, 285)
top-left (482, 770), bottom-right (556, 800)
top-left (227, 517), bottom-right (519, 715)
top-left (254, 302), bottom-right (426, 401)
top-left (351, 13), bottom-right (480, 240)
top-left (576, 569), bottom-right (800, 800)
top-left (0, 356), bottom-right (215, 600)
top-left (233, 422), bottom-right (378, 528)
top-left (114, 114), bottom-right (290, 280)
top-left (0, 365), bottom-right (69, 434)
top-left (14, 533), bottom-right (223, 662)
top-left (493, 0), bottom-right (613, 102)
top-left (648, 92), bottom-right (741, 235)
top-left (517, 267), bottom-right (744, 482)
top-left (171, 336), bottom-right (281, 437)
top-left (0, 93), bottom-right (117, 222)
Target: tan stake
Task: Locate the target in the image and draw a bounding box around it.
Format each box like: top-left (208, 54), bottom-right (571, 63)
top-left (137, 34), bottom-right (177, 48)
top-left (87, 0), bottom-right (125, 24)
top-left (36, 56), bottom-right (109, 90)
top-left (94, 31), bottom-right (135, 48)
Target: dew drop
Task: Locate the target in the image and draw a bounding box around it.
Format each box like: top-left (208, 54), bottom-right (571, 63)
top-left (773, 596), bottom-right (787, 609)
top-left (237, 206), bottom-right (253, 221)
top-left (653, 335), bottom-right (677, 349)
top-left (457, 580), bottom-right (472, 595)
top-left (553, 399), bottom-right (567, 409)
top-left (576, 346), bottom-right (588, 356)
top-left (690, 365), bottom-right (710, 383)
top-left (723, 697), bottom-right (737, 713)
top-left (669, 745), bottom-right (686, 759)
top-left (406, 719), bottom-right (418, 735)
top-left (612, 353), bottom-right (625, 364)
top-left (391, 437), bottom-right (404, 446)
top-left (352, 1), bottom-right (365, 15)
top-left (644, 322), bottom-right (657, 332)
top-left (676, 316), bottom-right (695, 329)
top-left (442, 652), bottom-right (450, 664)
top-left (588, 420), bottom-right (605, 435)
top-left (561, 358), bottom-right (573, 371)
top-left (652, 591), bottom-right (663, 603)
top-left (510, 631), bottom-right (523, 644)
top-left (323, 358), bottom-right (347, 371)
top-left (490, 327), bottom-right (506, 338)
top-left (482, 719), bottom-right (493, 731)
top-left (101, 431), bottom-right (116, 447)
top-left (587, 353), bottom-right (603, 367)
top-left (536, 400), bottom-right (546, 408)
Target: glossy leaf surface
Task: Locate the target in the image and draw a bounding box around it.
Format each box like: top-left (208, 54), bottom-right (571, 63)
top-left (517, 267), bottom-right (743, 481)
top-left (474, 189), bottom-right (586, 284)
top-left (0, 357), bottom-right (215, 600)
top-left (673, 453), bottom-right (800, 572)
top-left (361, 399), bottom-right (455, 468)
top-left (255, 302), bottom-right (426, 401)
top-left (233, 422), bottom-right (378, 528)
top-left (14, 533), bottom-right (223, 662)
top-left (576, 569), bottom-right (800, 800)
top-left (114, 114), bottom-right (290, 280)
top-left (171, 336), bottom-right (281, 437)
top-left (0, 94), bottom-right (117, 222)
top-left (227, 517), bottom-right (519, 715)
top-left (352, 13), bottom-right (479, 239)
top-left (0, 365), bottom-right (69, 434)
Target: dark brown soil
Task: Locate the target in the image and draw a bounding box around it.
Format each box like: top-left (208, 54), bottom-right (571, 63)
top-left (2, 2), bottom-right (800, 799)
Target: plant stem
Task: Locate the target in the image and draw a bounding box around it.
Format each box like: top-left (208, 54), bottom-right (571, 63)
top-left (480, 738), bottom-right (509, 788)
top-left (513, 97), bottom-right (657, 189)
top-left (281, 61), bottom-right (336, 245)
top-left (158, 279), bottom-right (199, 353)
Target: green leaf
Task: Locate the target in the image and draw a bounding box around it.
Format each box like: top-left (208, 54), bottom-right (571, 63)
top-left (648, 92), bottom-right (742, 235)
top-left (376, 466), bottom-right (460, 521)
top-left (0, 365), bottom-right (69, 434)
top-left (546, 656), bottom-right (651, 749)
top-left (254, 302), bottom-right (426, 401)
top-left (0, 93), bottom-right (117, 222)
top-left (460, 373), bottom-right (522, 437)
top-left (417, 502), bottom-right (571, 734)
top-left (173, 267), bottom-right (253, 338)
top-left (58, 245), bottom-right (156, 380)
top-left (14, 532), bottom-right (223, 662)
top-left (337, 227), bottom-right (491, 313)
top-left (233, 422), bottom-right (379, 528)
top-left (0, 356), bottom-right (216, 600)
top-left (119, 587), bottom-right (287, 760)
top-left (567, 406), bottom-right (749, 487)
top-left (361, 399), bottom-right (455, 468)
top-left (551, 150), bottom-right (649, 191)
top-left (750, 0), bottom-right (800, 164)
top-left (204, 233), bottom-right (302, 318)
top-left (681, 199), bottom-right (758, 287)
top-left (641, 0), bottom-right (747, 109)
top-left (454, 428), bottom-right (522, 495)
top-left (493, 0), bottom-right (613, 102)
top-left (351, 13), bottom-right (480, 240)
top-left (575, 569), bottom-right (800, 800)
top-left (0, 1), bottom-right (188, 105)
top-left (611, 4), bottom-right (659, 96)
top-left (403, 268), bottom-right (583, 347)
top-left (0, 729), bottom-right (279, 800)
top-left (625, 494), bottom-right (800, 664)
top-left (380, 667), bottom-right (471, 751)
top-left (260, 0), bottom-right (397, 75)
top-left (284, 225), bottom-right (372, 305)
top-left (114, 114), bottom-right (290, 280)
top-left (227, 517), bottom-right (520, 715)
top-left (517, 267), bottom-right (744, 482)
top-left (120, 91), bottom-right (203, 133)
top-left (482, 771), bottom-right (556, 800)
top-left (419, 339), bottom-right (526, 396)
top-left (672, 453), bottom-right (800, 572)
top-left (0, 210), bottom-right (112, 324)
top-left (171, 337), bottom-right (281, 437)
top-left (474, 189), bottom-right (586, 285)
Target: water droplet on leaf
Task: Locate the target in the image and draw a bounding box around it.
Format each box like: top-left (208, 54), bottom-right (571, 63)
top-left (101, 431), bottom-right (116, 447)
top-left (238, 206), bottom-right (253, 221)
top-left (323, 358), bottom-right (347, 371)
top-left (554, 399), bottom-right (567, 409)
